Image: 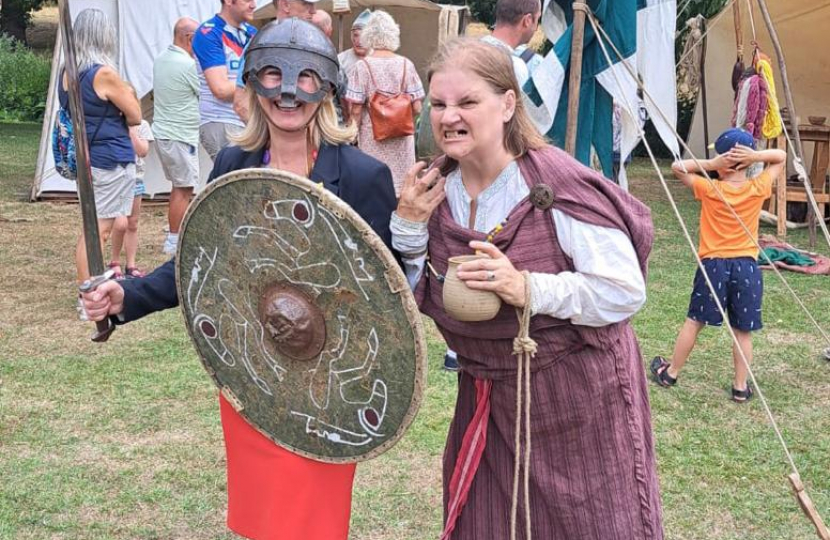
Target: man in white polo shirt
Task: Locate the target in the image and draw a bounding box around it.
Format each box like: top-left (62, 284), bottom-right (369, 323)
top-left (480, 0), bottom-right (543, 88)
top-left (153, 17), bottom-right (200, 255)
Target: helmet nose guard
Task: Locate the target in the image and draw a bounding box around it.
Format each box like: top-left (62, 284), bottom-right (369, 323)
top-left (243, 18), bottom-right (339, 105)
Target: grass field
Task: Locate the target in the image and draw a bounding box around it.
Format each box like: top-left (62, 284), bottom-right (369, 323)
top-left (1, 121), bottom-right (828, 540)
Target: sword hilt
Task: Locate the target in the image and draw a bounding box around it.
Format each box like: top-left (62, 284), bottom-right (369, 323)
top-left (79, 270), bottom-right (117, 343)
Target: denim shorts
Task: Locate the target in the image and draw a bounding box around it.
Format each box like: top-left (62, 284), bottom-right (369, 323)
top-left (687, 257), bottom-right (764, 331)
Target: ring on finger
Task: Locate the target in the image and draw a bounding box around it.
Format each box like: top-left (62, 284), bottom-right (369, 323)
top-left (486, 270), bottom-right (496, 282)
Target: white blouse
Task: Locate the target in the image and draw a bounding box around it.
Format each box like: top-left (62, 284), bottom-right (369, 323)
top-left (390, 161), bottom-right (647, 327)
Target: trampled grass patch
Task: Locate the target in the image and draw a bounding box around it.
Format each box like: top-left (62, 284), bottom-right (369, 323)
top-left (1, 123), bottom-right (828, 539)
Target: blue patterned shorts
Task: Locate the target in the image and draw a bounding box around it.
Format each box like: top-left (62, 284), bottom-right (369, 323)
top-left (687, 257), bottom-right (764, 332)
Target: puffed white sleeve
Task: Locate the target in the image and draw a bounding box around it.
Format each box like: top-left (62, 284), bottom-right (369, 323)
top-left (390, 212), bottom-right (429, 290)
top-left (527, 210), bottom-right (647, 326)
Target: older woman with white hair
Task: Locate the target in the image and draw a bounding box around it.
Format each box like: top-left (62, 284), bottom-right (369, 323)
top-left (346, 10), bottom-right (424, 196)
top-left (60, 8), bottom-right (141, 315)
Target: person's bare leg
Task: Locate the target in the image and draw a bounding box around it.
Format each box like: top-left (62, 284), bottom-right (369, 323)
top-left (665, 318), bottom-right (705, 379)
top-left (110, 215), bottom-right (128, 269)
top-left (76, 234), bottom-right (89, 284)
top-left (76, 218), bottom-right (116, 283)
top-left (168, 187), bottom-right (193, 234)
top-left (125, 197), bottom-right (142, 269)
top-left (732, 329), bottom-right (753, 392)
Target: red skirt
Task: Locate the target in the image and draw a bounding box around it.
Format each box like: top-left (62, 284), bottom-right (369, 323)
top-left (219, 395), bottom-right (357, 540)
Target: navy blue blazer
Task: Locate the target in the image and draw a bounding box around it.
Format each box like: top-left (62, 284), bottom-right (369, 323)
top-left (118, 142), bottom-right (398, 323)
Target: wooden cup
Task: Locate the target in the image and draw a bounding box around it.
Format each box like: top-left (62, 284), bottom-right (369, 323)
top-left (443, 254), bottom-right (502, 322)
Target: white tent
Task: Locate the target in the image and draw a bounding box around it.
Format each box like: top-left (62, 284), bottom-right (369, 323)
top-left (253, 0), bottom-right (469, 83)
top-left (687, 1), bottom-right (830, 158)
top-left (32, 0), bottom-right (219, 201)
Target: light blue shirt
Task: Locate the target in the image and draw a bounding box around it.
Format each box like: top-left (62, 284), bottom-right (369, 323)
top-left (480, 35), bottom-right (543, 88)
top-left (152, 45), bottom-right (200, 146)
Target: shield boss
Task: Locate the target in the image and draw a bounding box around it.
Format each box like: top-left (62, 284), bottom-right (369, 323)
top-left (176, 169), bottom-right (427, 463)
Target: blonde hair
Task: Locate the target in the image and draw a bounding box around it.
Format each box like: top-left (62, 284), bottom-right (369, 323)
top-left (428, 37), bottom-right (547, 171)
top-left (233, 86), bottom-right (357, 151)
top-left (361, 11), bottom-right (400, 52)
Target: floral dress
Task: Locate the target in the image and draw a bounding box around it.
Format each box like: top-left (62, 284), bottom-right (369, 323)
top-left (346, 55), bottom-right (425, 195)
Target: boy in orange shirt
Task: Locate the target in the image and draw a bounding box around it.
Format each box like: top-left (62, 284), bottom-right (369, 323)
top-left (651, 128), bottom-right (786, 402)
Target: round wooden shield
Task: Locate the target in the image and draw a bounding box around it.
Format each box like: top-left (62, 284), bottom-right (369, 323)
top-left (175, 168), bottom-right (427, 463)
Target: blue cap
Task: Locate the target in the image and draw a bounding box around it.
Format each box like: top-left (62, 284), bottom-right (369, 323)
top-left (714, 128), bottom-right (755, 154)
top-left (352, 9), bottom-right (371, 29)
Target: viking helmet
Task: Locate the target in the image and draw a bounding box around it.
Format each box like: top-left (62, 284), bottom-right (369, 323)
top-left (243, 18), bottom-right (339, 107)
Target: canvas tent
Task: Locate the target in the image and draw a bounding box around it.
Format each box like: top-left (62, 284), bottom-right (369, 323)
top-left (687, 1), bottom-right (830, 158)
top-left (252, 0), bottom-right (469, 83)
top-left (32, 0), bottom-right (220, 201)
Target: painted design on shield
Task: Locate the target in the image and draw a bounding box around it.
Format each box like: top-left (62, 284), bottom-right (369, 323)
top-left (184, 194), bottom-right (388, 449)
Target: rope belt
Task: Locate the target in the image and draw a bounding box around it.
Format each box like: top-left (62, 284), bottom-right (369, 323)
top-left (440, 271), bottom-right (537, 540)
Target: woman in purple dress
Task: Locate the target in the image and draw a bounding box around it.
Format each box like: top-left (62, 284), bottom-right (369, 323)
top-left (391, 38), bottom-right (664, 540)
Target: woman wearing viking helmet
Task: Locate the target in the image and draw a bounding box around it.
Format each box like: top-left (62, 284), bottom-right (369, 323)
top-left (81, 18), bottom-right (397, 540)
top-left (393, 38), bottom-right (664, 539)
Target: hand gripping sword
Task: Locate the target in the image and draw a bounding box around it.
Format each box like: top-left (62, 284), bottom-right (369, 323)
top-left (59, 0), bottom-right (116, 342)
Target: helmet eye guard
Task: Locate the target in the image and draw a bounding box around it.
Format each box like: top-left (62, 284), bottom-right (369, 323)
top-left (249, 66), bottom-right (329, 107)
top-left (242, 18), bottom-right (339, 109)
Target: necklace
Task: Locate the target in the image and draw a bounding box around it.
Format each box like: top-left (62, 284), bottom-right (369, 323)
top-left (262, 147), bottom-right (319, 177)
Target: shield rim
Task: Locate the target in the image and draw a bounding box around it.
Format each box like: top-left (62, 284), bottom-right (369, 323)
top-left (175, 167), bottom-right (428, 463)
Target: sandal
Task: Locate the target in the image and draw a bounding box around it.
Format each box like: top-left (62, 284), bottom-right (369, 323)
top-left (649, 356), bottom-right (677, 387)
top-left (107, 261), bottom-right (123, 280)
top-left (125, 266), bottom-right (145, 279)
top-left (731, 384), bottom-right (754, 403)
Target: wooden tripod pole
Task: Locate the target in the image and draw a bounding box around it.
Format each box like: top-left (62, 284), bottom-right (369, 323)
top-left (789, 474), bottom-right (830, 540)
top-left (732, 0), bottom-right (743, 62)
top-left (564, 2), bottom-right (589, 156)
top-left (338, 14), bottom-right (344, 52)
top-left (700, 18), bottom-right (710, 160)
top-left (755, 0), bottom-right (817, 246)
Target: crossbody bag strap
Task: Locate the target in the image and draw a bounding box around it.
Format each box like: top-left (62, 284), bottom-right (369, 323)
top-left (363, 58), bottom-right (408, 97)
top-left (399, 58), bottom-right (407, 94)
top-left (89, 100), bottom-right (111, 147)
top-left (361, 59), bottom-right (379, 90)
top-left (62, 67), bottom-right (114, 147)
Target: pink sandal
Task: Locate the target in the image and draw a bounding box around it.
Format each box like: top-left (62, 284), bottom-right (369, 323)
top-left (107, 261), bottom-right (124, 280)
top-left (125, 266), bottom-right (145, 279)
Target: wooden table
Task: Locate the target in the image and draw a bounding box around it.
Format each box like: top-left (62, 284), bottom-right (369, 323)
top-left (767, 122), bottom-right (830, 238)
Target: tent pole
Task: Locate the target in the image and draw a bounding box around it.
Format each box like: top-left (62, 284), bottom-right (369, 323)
top-left (338, 14), bottom-right (344, 52)
top-left (32, 26), bottom-right (65, 201)
top-left (755, 0), bottom-right (818, 246)
top-left (700, 18), bottom-right (710, 160)
top-left (564, 2), bottom-right (589, 156)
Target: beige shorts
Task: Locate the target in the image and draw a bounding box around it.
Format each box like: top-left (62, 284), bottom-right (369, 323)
top-left (156, 139), bottom-right (199, 189)
top-left (91, 164), bottom-right (135, 219)
top-left (200, 122), bottom-right (243, 161)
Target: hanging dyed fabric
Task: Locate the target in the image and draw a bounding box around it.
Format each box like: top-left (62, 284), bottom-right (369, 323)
top-left (678, 15), bottom-right (705, 99)
top-left (754, 51), bottom-right (784, 139)
top-left (731, 1), bottom-right (744, 93)
top-left (732, 69), bottom-right (768, 140)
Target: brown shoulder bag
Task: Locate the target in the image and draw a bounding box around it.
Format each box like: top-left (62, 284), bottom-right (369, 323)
top-left (363, 59), bottom-right (415, 141)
